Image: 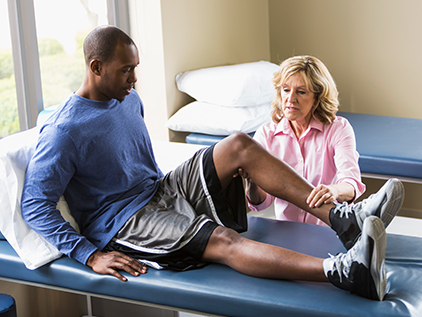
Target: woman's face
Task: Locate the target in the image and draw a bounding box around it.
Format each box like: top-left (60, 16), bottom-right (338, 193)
top-left (281, 73), bottom-right (316, 126)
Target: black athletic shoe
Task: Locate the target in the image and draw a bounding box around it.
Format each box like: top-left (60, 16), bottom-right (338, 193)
top-left (330, 178), bottom-right (404, 250)
top-left (325, 216), bottom-right (387, 301)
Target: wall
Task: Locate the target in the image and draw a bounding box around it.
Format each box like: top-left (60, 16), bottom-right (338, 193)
top-left (267, 0), bottom-right (422, 217)
top-left (268, 0), bottom-right (422, 119)
top-left (132, 0), bottom-right (271, 142)
top-left (129, 0), bottom-right (168, 141)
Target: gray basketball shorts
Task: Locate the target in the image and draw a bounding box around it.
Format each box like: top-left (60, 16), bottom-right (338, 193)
top-left (103, 144), bottom-right (247, 271)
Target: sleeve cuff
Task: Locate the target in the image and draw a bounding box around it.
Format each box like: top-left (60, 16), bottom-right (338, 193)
top-left (69, 239), bottom-right (98, 265)
top-left (337, 178), bottom-right (366, 202)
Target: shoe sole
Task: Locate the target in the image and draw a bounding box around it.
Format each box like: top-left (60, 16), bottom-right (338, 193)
top-left (364, 216), bottom-right (387, 301)
top-left (377, 178), bottom-right (404, 228)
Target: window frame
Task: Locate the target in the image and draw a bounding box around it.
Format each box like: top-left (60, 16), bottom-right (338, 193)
top-left (6, 0), bottom-right (130, 131)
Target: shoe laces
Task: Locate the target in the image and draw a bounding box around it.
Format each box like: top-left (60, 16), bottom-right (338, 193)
top-left (333, 199), bottom-right (369, 219)
top-left (332, 201), bottom-right (353, 219)
top-left (328, 241), bottom-right (360, 283)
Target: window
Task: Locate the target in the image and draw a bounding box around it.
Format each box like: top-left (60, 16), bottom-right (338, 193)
top-left (0, 1), bottom-right (18, 137)
top-left (2, 0), bottom-right (129, 138)
top-left (33, 0), bottom-right (108, 109)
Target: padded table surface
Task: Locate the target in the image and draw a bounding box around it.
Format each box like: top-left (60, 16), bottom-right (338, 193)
top-left (186, 132), bottom-right (255, 146)
top-left (338, 112), bottom-right (422, 179)
top-left (1, 217), bottom-right (421, 317)
top-left (185, 112), bottom-right (422, 180)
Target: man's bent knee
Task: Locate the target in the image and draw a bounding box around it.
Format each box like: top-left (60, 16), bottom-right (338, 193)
top-left (213, 132), bottom-right (264, 189)
top-left (224, 132), bottom-right (254, 153)
top-left (201, 226), bottom-right (244, 264)
top-left (214, 132), bottom-right (258, 166)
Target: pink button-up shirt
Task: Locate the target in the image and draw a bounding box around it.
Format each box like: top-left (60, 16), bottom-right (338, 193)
top-left (249, 116), bottom-right (366, 225)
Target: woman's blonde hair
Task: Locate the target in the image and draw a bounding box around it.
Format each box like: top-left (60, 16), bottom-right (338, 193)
top-left (271, 55), bottom-right (339, 124)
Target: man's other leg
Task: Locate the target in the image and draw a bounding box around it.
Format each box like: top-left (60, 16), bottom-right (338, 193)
top-left (202, 225), bottom-right (326, 281)
top-left (201, 216), bottom-right (387, 301)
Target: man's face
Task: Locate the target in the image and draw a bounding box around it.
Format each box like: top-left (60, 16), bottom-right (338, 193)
top-left (97, 42), bottom-right (139, 102)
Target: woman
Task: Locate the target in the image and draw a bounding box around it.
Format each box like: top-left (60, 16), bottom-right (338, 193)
top-left (245, 55), bottom-right (365, 225)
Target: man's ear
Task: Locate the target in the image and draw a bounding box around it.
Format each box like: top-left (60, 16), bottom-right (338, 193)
top-left (89, 59), bottom-right (102, 76)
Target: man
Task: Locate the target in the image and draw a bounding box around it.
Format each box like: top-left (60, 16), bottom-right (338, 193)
top-left (21, 26), bottom-right (404, 301)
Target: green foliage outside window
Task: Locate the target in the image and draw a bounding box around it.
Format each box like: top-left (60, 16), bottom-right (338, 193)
top-left (0, 35), bottom-right (86, 138)
top-left (0, 68), bottom-right (19, 137)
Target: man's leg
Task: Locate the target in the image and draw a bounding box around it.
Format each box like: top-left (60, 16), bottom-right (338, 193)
top-left (202, 225), bottom-right (326, 281)
top-left (213, 133), bottom-right (404, 249)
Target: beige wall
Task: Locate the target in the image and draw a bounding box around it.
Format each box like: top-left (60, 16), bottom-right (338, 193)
top-left (132, 0), bottom-right (271, 142)
top-left (160, 0), bottom-right (271, 119)
top-left (268, 0), bottom-right (422, 119)
top-left (129, 0), bottom-right (169, 141)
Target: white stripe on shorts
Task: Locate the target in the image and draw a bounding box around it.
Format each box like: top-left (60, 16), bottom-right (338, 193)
top-left (199, 149), bottom-right (224, 226)
top-left (115, 218), bottom-right (212, 254)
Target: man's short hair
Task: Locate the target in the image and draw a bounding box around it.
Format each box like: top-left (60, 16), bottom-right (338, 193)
top-left (83, 25), bottom-right (135, 64)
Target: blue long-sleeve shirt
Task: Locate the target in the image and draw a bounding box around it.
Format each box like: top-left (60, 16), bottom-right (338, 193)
top-left (21, 91), bottom-right (163, 264)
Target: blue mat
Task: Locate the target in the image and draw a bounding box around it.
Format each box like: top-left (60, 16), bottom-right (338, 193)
top-left (185, 112), bottom-right (422, 180)
top-left (1, 217), bottom-right (421, 317)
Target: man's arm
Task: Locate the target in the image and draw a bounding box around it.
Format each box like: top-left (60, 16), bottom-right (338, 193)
top-left (21, 126), bottom-right (97, 263)
top-left (22, 126), bottom-right (147, 279)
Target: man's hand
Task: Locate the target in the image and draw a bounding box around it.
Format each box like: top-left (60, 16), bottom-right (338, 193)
top-left (86, 250), bottom-right (147, 281)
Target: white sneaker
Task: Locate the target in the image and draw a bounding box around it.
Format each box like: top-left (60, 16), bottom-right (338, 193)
top-left (324, 216), bottom-right (387, 301)
top-left (330, 178), bottom-right (404, 250)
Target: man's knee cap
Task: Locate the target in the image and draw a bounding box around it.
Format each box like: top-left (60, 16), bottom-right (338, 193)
top-left (229, 132), bottom-right (254, 152)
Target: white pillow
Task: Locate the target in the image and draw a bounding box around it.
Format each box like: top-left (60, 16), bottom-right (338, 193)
top-left (0, 127), bottom-right (78, 269)
top-left (166, 101), bottom-right (272, 135)
top-left (152, 141), bottom-right (205, 175)
top-left (176, 61), bottom-right (279, 107)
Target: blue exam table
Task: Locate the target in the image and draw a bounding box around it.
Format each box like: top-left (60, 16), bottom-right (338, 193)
top-left (1, 217), bottom-right (421, 317)
top-left (186, 112), bottom-right (422, 183)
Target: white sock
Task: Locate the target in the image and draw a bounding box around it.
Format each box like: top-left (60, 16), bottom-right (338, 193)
top-left (322, 257), bottom-right (334, 277)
